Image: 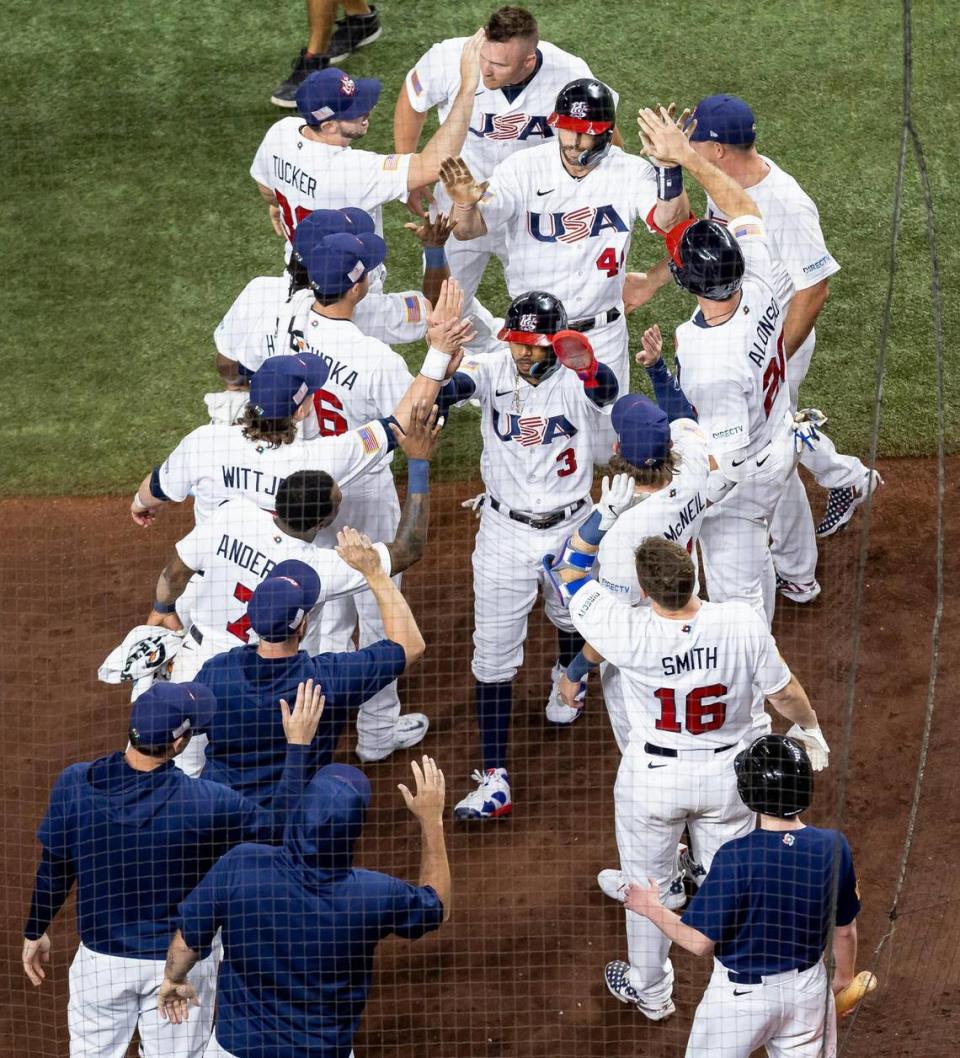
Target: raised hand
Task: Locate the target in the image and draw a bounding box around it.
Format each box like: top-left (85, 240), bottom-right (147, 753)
top-left (280, 678), bottom-right (325, 746)
top-left (336, 527), bottom-right (383, 576)
top-left (459, 28), bottom-right (484, 90)
top-left (390, 400), bottom-right (443, 461)
top-left (404, 212), bottom-right (457, 248)
top-left (439, 157), bottom-right (489, 207)
top-left (637, 105), bottom-right (697, 167)
top-left (636, 324), bottom-right (664, 367)
top-left (398, 755), bottom-right (446, 825)
top-left (404, 185), bottom-right (437, 219)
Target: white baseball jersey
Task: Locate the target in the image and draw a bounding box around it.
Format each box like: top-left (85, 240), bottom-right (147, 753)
top-left (706, 156), bottom-right (840, 310)
top-left (214, 278), bottom-right (428, 364)
top-left (175, 499), bottom-right (392, 649)
top-left (250, 117), bottom-right (411, 245)
top-left (405, 39), bottom-right (602, 185)
top-left (457, 349), bottom-right (609, 512)
top-left (598, 419), bottom-right (711, 603)
top-left (674, 217), bottom-right (792, 458)
top-left (157, 418), bottom-right (389, 523)
top-left (570, 586), bottom-right (791, 749)
top-left (477, 142), bottom-right (659, 319)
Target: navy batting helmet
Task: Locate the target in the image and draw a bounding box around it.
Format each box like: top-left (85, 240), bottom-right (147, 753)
top-left (498, 291), bottom-right (567, 381)
top-left (548, 79), bottom-right (616, 168)
top-left (666, 218), bottom-right (745, 301)
top-left (735, 734), bottom-right (813, 818)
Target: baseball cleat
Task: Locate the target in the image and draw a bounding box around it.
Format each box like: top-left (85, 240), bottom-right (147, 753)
top-left (678, 844), bottom-right (707, 889)
top-left (816, 469), bottom-right (884, 538)
top-left (325, 6), bottom-right (382, 64)
top-left (355, 712), bottom-right (429, 763)
top-left (545, 661), bottom-right (587, 725)
top-left (775, 574), bottom-right (821, 604)
top-left (454, 768), bottom-right (511, 821)
top-left (597, 865), bottom-right (686, 911)
top-left (604, 961), bottom-right (676, 1021)
top-left (270, 49), bottom-right (329, 107)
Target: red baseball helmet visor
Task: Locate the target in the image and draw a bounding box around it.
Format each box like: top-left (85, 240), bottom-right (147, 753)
top-left (547, 112), bottom-right (613, 135)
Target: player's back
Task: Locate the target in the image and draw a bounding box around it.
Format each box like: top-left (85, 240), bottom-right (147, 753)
top-left (598, 419), bottom-right (710, 602)
top-left (215, 275), bottom-right (293, 370)
top-left (614, 600), bottom-right (785, 749)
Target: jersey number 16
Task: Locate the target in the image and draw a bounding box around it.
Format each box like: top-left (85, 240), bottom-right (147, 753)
top-left (654, 684), bottom-right (728, 735)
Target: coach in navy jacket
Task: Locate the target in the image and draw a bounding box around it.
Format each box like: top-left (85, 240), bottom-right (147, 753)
top-left (21, 679), bottom-right (324, 1058)
top-left (159, 758), bottom-right (451, 1058)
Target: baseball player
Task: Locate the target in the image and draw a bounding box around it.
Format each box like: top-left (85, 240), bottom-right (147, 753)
top-left (147, 408), bottom-right (436, 772)
top-left (252, 33), bottom-right (482, 258)
top-left (21, 680), bottom-right (323, 1058)
top-left (193, 545), bottom-right (426, 807)
top-left (635, 105), bottom-right (814, 624)
top-left (429, 291), bottom-right (619, 820)
top-left (437, 82), bottom-right (692, 393)
top-left (394, 5), bottom-right (618, 350)
top-left (545, 535), bottom-right (829, 1019)
top-left (625, 734), bottom-right (860, 1057)
top-left (689, 94), bottom-right (881, 602)
top-left (158, 757), bottom-right (449, 1058)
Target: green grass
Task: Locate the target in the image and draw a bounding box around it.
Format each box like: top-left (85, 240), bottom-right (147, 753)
top-left (2, 0), bottom-right (955, 494)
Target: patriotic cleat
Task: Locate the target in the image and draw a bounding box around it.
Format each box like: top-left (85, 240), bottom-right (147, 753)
top-left (604, 961), bottom-right (676, 1021)
top-left (775, 574), bottom-right (821, 604)
top-left (678, 844), bottom-right (707, 889)
top-left (454, 768), bottom-right (512, 821)
top-left (816, 469), bottom-right (883, 538)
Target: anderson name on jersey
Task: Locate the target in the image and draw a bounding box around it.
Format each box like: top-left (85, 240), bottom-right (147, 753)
top-left (454, 349), bottom-right (612, 512)
top-left (569, 586), bottom-right (791, 749)
top-left (176, 499), bottom-right (393, 650)
top-left (477, 141), bottom-right (658, 318)
top-left (598, 419), bottom-right (711, 603)
top-left (675, 217), bottom-right (792, 459)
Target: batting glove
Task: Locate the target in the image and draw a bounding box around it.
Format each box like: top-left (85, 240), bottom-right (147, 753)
top-left (460, 493), bottom-right (486, 519)
top-left (785, 723), bottom-right (830, 771)
top-left (595, 473), bottom-right (637, 531)
top-left (792, 408), bottom-right (829, 454)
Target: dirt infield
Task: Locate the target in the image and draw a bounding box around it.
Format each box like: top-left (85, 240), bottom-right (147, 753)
top-left (1, 458), bottom-right (957, 1058)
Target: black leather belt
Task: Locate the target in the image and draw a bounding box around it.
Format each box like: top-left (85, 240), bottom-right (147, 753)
top-left (489, 496), bottom-right (587, 530)
top-left (190, 626), bottom-right (204, 645)
top-left (644, 742), bottom-right (734, 758)
top-left (569, 307), bottom-right (622, 333)
top-left (728, 962), bottom-right (817, 986)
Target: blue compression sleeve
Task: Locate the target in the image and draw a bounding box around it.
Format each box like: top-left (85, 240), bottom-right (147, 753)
top-left (585, 362), bottom-right (619, 408)
top-left (435, 371), bottom-right (478, 416)
top-left (566, 649), bottom-right (600, 683)
top-left (646, 358), bottom-right (696, 422)
top-left (148, 467), bottom-right (171, 501)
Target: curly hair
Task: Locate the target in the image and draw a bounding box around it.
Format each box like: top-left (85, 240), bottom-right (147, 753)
top-left (633, 536), bottom-right (696, 611)
top-left (239, 404), bottom-right (298, 448)
top-left (607, 449), bottom-right (682, 490)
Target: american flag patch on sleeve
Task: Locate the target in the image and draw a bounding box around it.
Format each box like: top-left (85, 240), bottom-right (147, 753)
top-left (404, 295), bottom-right (422, 324)
top-left (411, 69), bottom-right (423, 95)
top-left (358, 425), bottom-right (381, 454)
top-left (382, 154), bottom-right (400, 171)
top-left (734, 223), bottom-right (763, 238)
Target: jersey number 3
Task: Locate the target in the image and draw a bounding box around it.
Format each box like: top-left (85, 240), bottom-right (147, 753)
top-left (654, 684), bottom-right (728, 735)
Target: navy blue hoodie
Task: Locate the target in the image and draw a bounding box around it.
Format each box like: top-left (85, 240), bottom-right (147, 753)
top-left (179, 764), bottom-right (443, 1058)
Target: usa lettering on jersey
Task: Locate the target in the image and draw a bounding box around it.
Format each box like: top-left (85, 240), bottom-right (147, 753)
top-left (527, 205), bottom-right (628, 244)
top-left (491, 410), bottom-right (577, 446)
top-left (470, 113), bottom-right (554, 141)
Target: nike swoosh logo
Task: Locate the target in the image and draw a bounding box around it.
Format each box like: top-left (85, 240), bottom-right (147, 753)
top-left (733, 989), bottom-right (753, 996)
top-left (647, 762), bottom-right (668, 769)
top-left (495, 388), bottom-right (513, 397)
top-left (757, 454), bottom-right (771, 466)
top-left (732, 457), bottom-right (746, 467)
top-left (536, 188), bottom-right (555, 196)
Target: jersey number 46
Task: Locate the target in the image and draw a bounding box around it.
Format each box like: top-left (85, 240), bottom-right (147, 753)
top-left (654, 684), bottom-right (728, 735)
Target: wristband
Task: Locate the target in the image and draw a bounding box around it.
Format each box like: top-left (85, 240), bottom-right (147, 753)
top-left (656, 165), bottom-right (684, 201)
top-left (453, 200), bottom-right (477, 212)
top-left (407, 458), bottom-right (429, 494)
top-left (152, 599), bottom-right (177, 614)
top-left (420, 346), bottom-right (453, 381)
top-left (566, 649), bottom-right (600, 684)
top-left (423, 247), bottom-right (447, 269)
top-left (132, 490), bottom-right (149, 512)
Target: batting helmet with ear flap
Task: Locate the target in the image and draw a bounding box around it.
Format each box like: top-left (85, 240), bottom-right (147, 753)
top-left (549, 79), bottom-right (616, 168)
top-left (498, 291), bottom-right (567, 381)
top-left (666, 218), bottom-right (745, 300)
top-left (735, 734), bottom-right (813, 818)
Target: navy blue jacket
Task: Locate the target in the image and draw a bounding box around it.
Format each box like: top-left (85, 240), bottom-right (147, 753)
top-left (179, 765), bottom-right (444, 1058)
top-left (195, 641), bottom-right (405, 808)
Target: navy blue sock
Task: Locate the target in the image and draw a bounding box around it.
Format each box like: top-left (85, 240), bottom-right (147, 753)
top-left (476, 679), bottom-right (513, 771)
top-left (557, 629), bottom-right (585, 669)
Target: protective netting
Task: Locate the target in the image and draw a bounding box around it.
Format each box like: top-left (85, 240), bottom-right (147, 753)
top-left (2, 1), bottom-right (953, 1057)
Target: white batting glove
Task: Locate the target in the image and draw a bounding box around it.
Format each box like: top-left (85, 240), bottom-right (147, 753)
top-left (792, 408), bottom-right (828, 454)
top-left (594, 473), bottom-right (637, 531)
top-left (460, 493), bottom-right (486, 519)
top-left (785, 723), bottom-right (830, 772)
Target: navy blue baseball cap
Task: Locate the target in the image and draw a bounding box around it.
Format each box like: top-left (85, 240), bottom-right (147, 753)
top-left (292, 209), bottom-right (352, 262)
top-left (129, 681), bottom-right (216, 748)
top-left (611, 394), bottom-right (671, 467)
top-left (248, 561), bottom-right (322, 642)
top-left (249, 353), bottom-right (330, 419)
top-left (340, 207), bottom-right (375, 235)
top-left (296, 68), bottom-right (382, 126)
top-left (299, 231), bottom-right (387, 297)
top-left (690, 94), bottom-right (756, 146)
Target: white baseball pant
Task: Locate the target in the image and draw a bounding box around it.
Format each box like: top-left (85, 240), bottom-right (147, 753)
top-left (771, 330), bottom-right (871, 586)
top-left (685, 959), bottom-right (836, 1058)
top-left (615, 741), bottom-right (755, 1006)
top-left (169, 628), bottom-right (234, 777)
top-left (67, 943), bottom-right (216, 1058)
top-left (313, 470), bottom-right (404, 759)
top-left (470, 500), bottom-right (588, 683)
